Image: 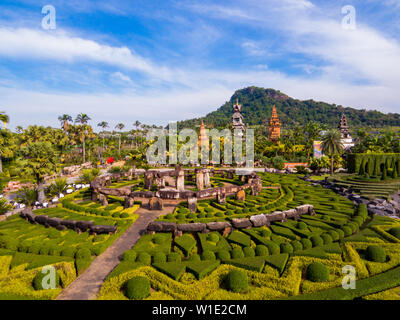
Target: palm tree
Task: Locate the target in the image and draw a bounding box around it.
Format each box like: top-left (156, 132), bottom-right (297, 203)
top-left (97, 121), bottom-right (109, 150)
top-left (0, 129), bottom-right (13, 173)
top-left (15, 126), bottom-right (23, 134)
top-left (322, 129), bottom-right (344, 176)
top-left (75, 114), bottom-right (91, 163)
top-left (134, 120), bottom-right (141, 148)
top-left (0, 111), bottom-right (9, 130)
top-left (58, 114), bottom-right (73, 131)
top-left (115, 123), bottom-right (125, 156)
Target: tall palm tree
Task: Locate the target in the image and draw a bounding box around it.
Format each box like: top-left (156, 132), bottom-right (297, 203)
top-left (322, 129), bottom-right (344, 176)
top-left (0, 111), bottom-right (9, 130)
top-left (133, 120), bottom-right (141, 148)
top-left (97, 121), bottom-right (109, 150)
top-left (15, 126), bottom-right (23, 134)
top-left (115, 123), bottom-right (125, 156)
top-left (75, 114), bottom-right (91, 163)
top-left (58, 114), bottom-right (73, 131)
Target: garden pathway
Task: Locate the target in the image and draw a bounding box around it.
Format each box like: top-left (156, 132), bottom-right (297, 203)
top-left (56, 203), bottom-right (176, 300)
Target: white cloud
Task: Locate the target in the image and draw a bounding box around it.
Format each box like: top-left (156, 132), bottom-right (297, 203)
top-left (110, 72), bottom-right (133, 83)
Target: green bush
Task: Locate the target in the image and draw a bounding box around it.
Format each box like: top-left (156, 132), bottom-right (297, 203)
top-left (389, 227), bottom-right (400, 240)
top-left (122, 250), bottom-right (137, 262)
top-left (365, 245), bottom-right (387, 263)
top-left (255, 245), bottom-right (269, 256)
top-left (321, 234), bottom-right (333, 245)
top-left (136, 252), bottom-right (152, 265)
top-left (300, 238), bottom-right (313, 250)
top-left (33, 270), bottom-right (60, 290)
top-left (297, 222), bottom-right (308, 230)
top-left (306, 262), bottom-right (330, 282)
top-left (125, 276), bottom-right (150, 300)
top-left (328, 230), bottom-right (340, 242)
top-left (243, 247), bottom-right (255, 257)
top-left (231, 247), bottom-right (245, 259)
top-left (207, 233), bottom-right (219, 243)
top-left (75, 248), bottom-right (91, 260)
top-left (280, 243), bottom-right (294, 254)
top-left (342, 226), bottom-right (353, 237)
top-left (266, 242), bottom-right (280, 255)
top-left (61, 247), bottom-right (76, 258)
top-left (290, 240), bottom-right (303, 252)
top-left (167, 252), bottom-right (182, 263)
top-left (336, 229), bottom-right (345, 239)
top-left (120, 213), bottom-right (129, 219)
top-left (153, 234), bottom-right (165, 245)
top-left (310, 236), bottom-right (324, 247)
top-left (189, 254), bottom-right (201, 262)
top-left (152, 252), bottom-right (167, 264)
top-left (216, 250), bottom-right (231, 260)
top-left (225, 270), bottom-right (248, 293)
top-left (201, 251), bottom-right (216, 261)
top-left (260, 229), bottom-right (271, 237)
top-left (76, 259), bottom-right (92, 276)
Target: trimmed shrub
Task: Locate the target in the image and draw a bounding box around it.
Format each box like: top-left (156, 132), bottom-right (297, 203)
top-left (306, 262), bottom-right (329, 282)
top-left (389, 227), bottom-right (400, 240)
top-left (120, 213), bottom-right (129, 219)
top-left (122, 250), bottom-right (137, 262)
top-left (290, 240), bottom-right (303, 252)
top-left (310, 236), bottom-right (324, 247)
top-left (216, 250), bottom-right (231, 261)
top-left (260, 229), bottom-right (271, 237)
top-left (280, 243), bottom-right (294, 254)
top-left (136, 252), bottom-right (151, 265)
top-left (243, 247), bottom-right (255, 257)
top-left (189, 254), bottom-right (201, 262)
top-left (201, 251), bottom-right (216, 261)
top-left (328, 230), bottom-right (340, 242)
top-left (152, 252), bottom-right (167, 264)
top-left (75, 248), bottom-right (91, 260)
top-left (321, 234), bottom-right (333, 245)
top-left (341, 226), bottom-right (353, 237)
top-left (336, 229), bottom-right (345, 239)
top-left (225, 270), bottom-right (248, 293)
top-left (297, 222), bottom-right (308, 230)
top-left (231, 247), bottom-right (245, 259)
top-left (125, 276), bottom-right (150, 300)
top-left (300, 238), bottom-right (313, 250)
top-left (207, 233), bottom-right (219, 243)
top-left (366, 245), bottom-right (387, 263)
top-left (266, 242), bottom-right (280, 255)
top-left (33, 269), bottom-right (60, 290)
top-left (167, 252), bottom-right (182, 263)
top-left (255, 245), bottom-right (269, 256)
top-left (61, 247), bottom-right (76, 258)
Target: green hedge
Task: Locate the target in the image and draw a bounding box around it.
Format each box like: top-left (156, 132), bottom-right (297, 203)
top-left (348, 153), bottom-right (400, 175)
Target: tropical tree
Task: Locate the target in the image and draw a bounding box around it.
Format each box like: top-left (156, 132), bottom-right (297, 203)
top-left (0, 198), bottom-right (12, 215)
top-left (15, 126), bottom-right (23, 134)
top-left (74, 114), bottom-right (92, 163)
top-left (48, 178), bottom-right (67, 196)
top-left (321, 129), bottom-right (344, 175)
top-left (97, 121), bottom-right (109, 150)
top-left (15, 187), bottom-right (38, 208)
top-left (19, 141), bottom-right (58, 203)
top-left (79, 168), bottom-right (101, 184)
top-left (0, 128), bottom-right (14, 173)
top-left (58, 114), bottom-right (73, 131)
top-left (0, 111), bottom-right (9, 130)
top-left (115, 123), bottom-right (125, 156)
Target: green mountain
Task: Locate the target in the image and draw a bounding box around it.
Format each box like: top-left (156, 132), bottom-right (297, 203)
top-left (178, 87), bottom-right (400, 129)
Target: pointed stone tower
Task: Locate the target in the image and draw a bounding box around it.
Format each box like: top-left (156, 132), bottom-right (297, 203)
top-left (232, 98), bottom-right (245, 137)
top-left (338, 113), bottom-right (354, 149)
top-left (198, 120), bottom-right (209, 149)
top-left (268, 105), bottom-right (281, 142)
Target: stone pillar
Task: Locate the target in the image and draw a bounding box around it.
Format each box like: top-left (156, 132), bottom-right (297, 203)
top-left (203, 169), bottom-right (211, 189)
top-left (144, 172), bottom-right (153, 190)
top-left (176, 169), bottom-right (185, 192)
top-left (91, 191), bottom-right (98, 202)
top-left (99, 194), bottom-right (108, 206)
top-left (124, 197), bottom-right (135, 209)
top-left (196, 169), bottom-right (204, 191)
top-left (217, 193), bottom-right (226, 204)
top-left (155, 177), bottom-right (165, 189)
top-left (188, 197), bottom-right (198, 213)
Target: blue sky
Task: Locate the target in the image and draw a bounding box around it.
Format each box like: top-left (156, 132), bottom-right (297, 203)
top-left (0, 0), bottom-right (400, 130)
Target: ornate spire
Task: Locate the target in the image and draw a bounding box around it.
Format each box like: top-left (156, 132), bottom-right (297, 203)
top-left (269, 105), bottom-right (281, 142)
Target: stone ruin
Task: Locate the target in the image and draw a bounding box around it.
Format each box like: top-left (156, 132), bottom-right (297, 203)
top-left (90, 167), bottom-right (263, 212)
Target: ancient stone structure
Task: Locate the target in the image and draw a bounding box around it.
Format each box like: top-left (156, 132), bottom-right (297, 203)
top-left (149, 197), bottom-right (163, 210)
top-left (338, 113), bottom-right (354, 150)
top-left (187, 197), bottom-right (198, 213)
top-left (232, 98), bottom-right (245, 138)
top-left (198, 120), bottom-right (209, 152)
top-left (268, 105), bottom-right (281, 143)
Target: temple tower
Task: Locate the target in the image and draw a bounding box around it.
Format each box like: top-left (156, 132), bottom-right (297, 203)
top-left (232, 98), bottom-right (245, 137)
top-left (268, 105), bottom-right (281, 142)
top-left (338, 113), bottom-right (354, 149)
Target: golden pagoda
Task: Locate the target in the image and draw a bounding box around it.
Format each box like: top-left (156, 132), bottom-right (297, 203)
top-left (268, 105), bottom-right (281, 142)
top-left (198, 120), bottom-right (209, 150)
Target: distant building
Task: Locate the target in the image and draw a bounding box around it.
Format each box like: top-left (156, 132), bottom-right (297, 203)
top-left (232, 99), bottom-right (245, 137)
top-left (338, 113), bottom-right (354, 150)
top-left (198, 120), bottom-right (209, 150)
top-left (268, 105), bottom-right (281, 143)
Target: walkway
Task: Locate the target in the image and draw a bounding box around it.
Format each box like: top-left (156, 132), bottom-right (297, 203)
top-left (56, 204), bottom-right (175, 300)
